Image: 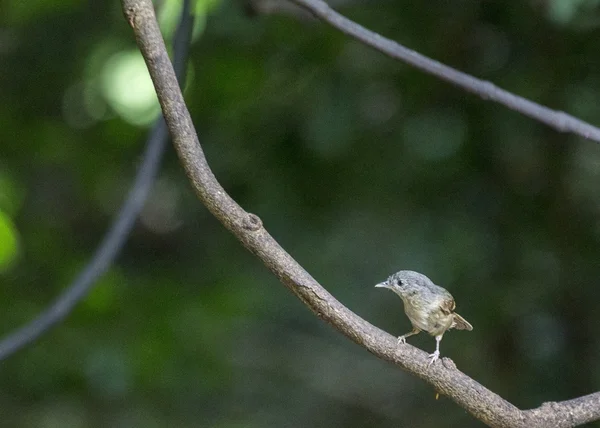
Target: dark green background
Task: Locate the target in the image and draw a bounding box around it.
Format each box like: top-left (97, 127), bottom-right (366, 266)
top-left (2, 0), bottom-right (600, 426)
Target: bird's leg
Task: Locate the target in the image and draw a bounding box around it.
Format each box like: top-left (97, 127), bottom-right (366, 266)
top-left (428, 335), bottom-right (442, 366)
top-left (397, 327), bottom-right (420, 346)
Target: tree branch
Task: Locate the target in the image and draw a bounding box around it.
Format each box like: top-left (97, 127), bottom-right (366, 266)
top-left (119, 1), bottom-right (600, 427)
top-left (284, 0), bottom-right (600, 144)
top-left (0, 0), bottom-right (195, 361)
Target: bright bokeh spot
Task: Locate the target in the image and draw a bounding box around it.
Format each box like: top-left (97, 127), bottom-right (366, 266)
top-left (159, 0), bottom-right (191, 38)
top-left (101, 50), bottom-right (160, 126)
top-left (0, 210), bottom-right (19, 272)
top-left (158, 0), bottom-right (221, 42)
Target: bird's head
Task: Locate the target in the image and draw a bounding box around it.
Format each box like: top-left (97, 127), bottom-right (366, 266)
top-left (375, 270), bottom-right (433, 293)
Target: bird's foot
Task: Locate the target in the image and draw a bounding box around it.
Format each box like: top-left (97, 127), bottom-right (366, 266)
top-left (397, 335), bottom-right (407, 346)
top-left (428, 350), bottom-right (440, 367)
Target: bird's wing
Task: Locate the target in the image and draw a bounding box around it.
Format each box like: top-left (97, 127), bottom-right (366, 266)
top-left (439, 296), bottom-right (456, 314)
top-left (451, 313), bottom-right (473, 331)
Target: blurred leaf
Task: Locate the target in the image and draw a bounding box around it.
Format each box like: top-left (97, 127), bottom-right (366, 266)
top-left (0, 210), bottom-right (19, 272)
top-left (100, 50), bottom-right (160, 127)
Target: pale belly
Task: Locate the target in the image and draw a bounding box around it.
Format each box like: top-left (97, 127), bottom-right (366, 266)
top-left (403, 297), bottom-right (453, 336)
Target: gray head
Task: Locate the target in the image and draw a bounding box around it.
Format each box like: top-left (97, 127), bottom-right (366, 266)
top-left (375, 270), bottom-right (435, 292)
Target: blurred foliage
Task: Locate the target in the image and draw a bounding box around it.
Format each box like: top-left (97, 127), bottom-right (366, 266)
top-left (2, 0), bottom-right (600, 427)
top-left (0, 210), bottom-right (19, 272)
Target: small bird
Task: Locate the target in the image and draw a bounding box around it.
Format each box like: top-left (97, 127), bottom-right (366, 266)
top-left (375, 270), bottom-right (472, 366)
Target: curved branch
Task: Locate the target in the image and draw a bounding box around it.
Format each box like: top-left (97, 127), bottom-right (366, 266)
top-left (0, 0), bottom-right (195, 361)
top-left (120, 1), bottom-right (600, 427)
top-left (285, 0), bottom-right (600, 144)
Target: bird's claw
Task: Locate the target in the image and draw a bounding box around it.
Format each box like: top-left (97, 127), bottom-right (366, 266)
top-left (397, 336), bottom-right (407, 345)
top-left (428, 350), bottom-right (440, 367)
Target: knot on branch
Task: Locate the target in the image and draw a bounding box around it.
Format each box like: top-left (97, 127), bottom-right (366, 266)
top-left (125, 7), bottom-right (136, 28)
top-left (243, 213), bottom-right (263, 231)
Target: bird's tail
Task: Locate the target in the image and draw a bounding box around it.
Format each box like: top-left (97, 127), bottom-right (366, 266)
top-left (451, 313), bottom-right (473, 331)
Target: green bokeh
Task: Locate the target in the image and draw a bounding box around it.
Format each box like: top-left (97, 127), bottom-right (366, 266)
top-left (3, 0), bottom-right (600, 427)
top-left (0, 210), bottom-right (19, 272)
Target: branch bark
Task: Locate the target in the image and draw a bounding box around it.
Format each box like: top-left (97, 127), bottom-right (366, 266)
top-left (120, 0), bottom-right (600, 426)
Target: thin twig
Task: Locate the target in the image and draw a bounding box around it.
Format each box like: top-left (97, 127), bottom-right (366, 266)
top-left (287, 0), bottom-right (600, 144)
top-left (0, 0), bottom-right (194, 361)
top-left (120, 1), bottom-right (600, 426)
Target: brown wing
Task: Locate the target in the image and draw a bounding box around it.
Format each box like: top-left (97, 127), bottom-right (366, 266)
top-left (440, 295), bottom-right (473, 331)
top-left (439, 297), bottom-right (456, 315)
top-left (451, 313), bottom-right (473, 331)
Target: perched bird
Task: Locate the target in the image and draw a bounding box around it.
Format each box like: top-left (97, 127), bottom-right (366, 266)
top-left (375, 270), bottom-right (472, 365)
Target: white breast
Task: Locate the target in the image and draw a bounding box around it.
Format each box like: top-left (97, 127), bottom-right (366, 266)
top-left (402, 294), bottom-right (453, 336)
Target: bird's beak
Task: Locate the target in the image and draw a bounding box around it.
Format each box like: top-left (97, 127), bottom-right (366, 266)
top-left (375, 281), bottom-right (389, 289)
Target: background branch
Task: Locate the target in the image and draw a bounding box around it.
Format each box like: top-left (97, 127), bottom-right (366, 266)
top-left (120, 0), bottom-right (600, 427)
top-left (286, 0), bottom-right (600, 144)
top-left (0, 0), bottom-right (194, 361)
